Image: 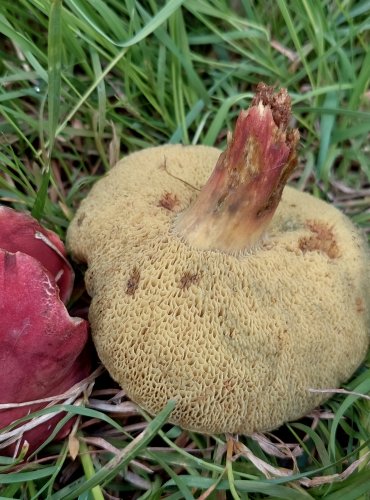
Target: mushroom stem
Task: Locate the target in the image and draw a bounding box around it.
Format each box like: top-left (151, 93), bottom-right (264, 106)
top-left (174, 83), bottom-right (300, 253)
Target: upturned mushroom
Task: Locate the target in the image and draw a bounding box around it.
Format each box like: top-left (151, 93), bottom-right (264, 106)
top-left (0, 207), bottom-right (90, 455)
top-left (67, 84), bottom-right (370, 435)
top-left (0, 206), bottom-right (74, 303)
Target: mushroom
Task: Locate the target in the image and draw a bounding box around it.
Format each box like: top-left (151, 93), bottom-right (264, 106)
top-left (67, 84), bottom-right (370, 435)
top-left (0, 208), bottom-right (90, 455)
top-left (0, 206), bottom-right (74, 303)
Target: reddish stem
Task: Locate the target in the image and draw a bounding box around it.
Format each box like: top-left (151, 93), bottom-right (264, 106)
top-left (174, 83), bottom-right (299, 253)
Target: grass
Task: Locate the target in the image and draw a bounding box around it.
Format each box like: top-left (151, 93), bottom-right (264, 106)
top-left (0, 0), bottom-right (369, 498)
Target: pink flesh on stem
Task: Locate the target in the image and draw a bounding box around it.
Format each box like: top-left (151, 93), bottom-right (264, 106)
top-left (174, 83), bottom-right (299, 253)
top-left (0, 249), bottom-right (90, 455)
top-left (0, 206), bottom-right (74, 303)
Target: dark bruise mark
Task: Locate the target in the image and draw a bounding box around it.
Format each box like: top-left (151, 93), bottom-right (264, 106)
top-left (158, 192), bottom-right (180, 211)
top-left (355, 297), bottom-right (365, 313)
top-left (299, 220), bottom-right (340, 259)
top-left (126, 267), bottom-right (140, 296)
top-left (3, 251), bottom-right (17, 271)
top-left (216, 193), bottom-right (227, 211)
top-left (76, 213), bottom-right (86, 227)
top-left (179, 271), bottom-right (202, 290)
top-left (227, 202), bottom-right (239, 214)
top-left (228, 328), bottom-right (236, 338)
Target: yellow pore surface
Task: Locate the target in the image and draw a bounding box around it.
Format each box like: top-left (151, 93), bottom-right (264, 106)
top-left (67, 145), bottom-right (370, 434)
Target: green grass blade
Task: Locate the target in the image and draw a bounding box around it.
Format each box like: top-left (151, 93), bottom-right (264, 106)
top-left (0, 15), bottom-right (45, 62)
top-left (149, 451), bottom-right (195, 500)
top-left (324, 469), bottom-right (370, 500)
top-left (164, 476), bottom-right (313, 499)
top-left (348, 48), bottom-right (370, 112)
top-left (90, 48), bottom-right (106, 138)
top-left (276, 0), bottom-right (314, 88)
top-left (329, 378), bottom-right (370, 460)
top-left (78, 439), bottom-right (105, 500)
top-left (66, 0), bottom-right (185, 47)
top-left (316, 90), bottom-right (339, 180)
top-left (333, 121), bottom-right (370, 142)
top-left (0, 467), bottom-right (57, 484)
top-left (30, 168), bottom-right (51, 219)
top-left (203, 93), bottom-right (250, 145)
top-left (47, 0), bottom-right (62, 149)
top-left (31, 0), bottom-right (62, 219)
top-left (50, 400), bottom-right (176, 499)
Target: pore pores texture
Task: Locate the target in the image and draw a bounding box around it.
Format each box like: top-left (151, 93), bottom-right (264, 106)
top-left (67, 145), bottom-right (370, 434)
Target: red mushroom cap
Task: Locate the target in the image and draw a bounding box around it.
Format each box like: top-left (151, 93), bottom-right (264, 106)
top-left (0, 249), bottom-right (90, 455)
top-left (0, 206), bottom-right (74, 303)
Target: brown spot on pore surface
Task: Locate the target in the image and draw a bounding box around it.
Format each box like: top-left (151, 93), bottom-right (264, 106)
top-left (76, 213), bottom-right (86, 227)
top-left (126, 267), bottom-right (140, 296)
top-left (299, 220), bottom-right (340, 259)
top-left (179, 271), bottom-right (202, 290)
top-left (356, 297), bottom-right (365, 313)
top-left (158, 192), bottom-right (180, 211)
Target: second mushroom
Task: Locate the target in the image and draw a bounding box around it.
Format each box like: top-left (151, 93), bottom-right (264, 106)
top-left (67, 84), bottom-right (370, 435)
